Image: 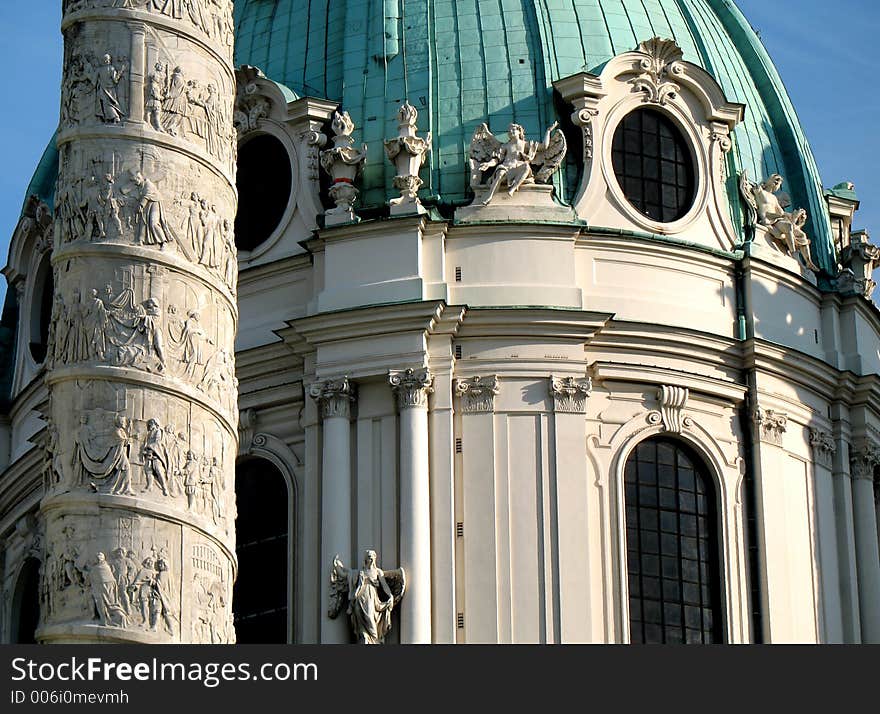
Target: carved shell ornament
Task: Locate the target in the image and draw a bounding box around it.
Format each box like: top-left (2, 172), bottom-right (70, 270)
top-left (631, 37), bottom-right (685, 105)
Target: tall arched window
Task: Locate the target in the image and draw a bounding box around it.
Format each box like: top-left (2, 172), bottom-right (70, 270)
top-left (624, 437), bottom-right (723, 643)
top-left (11, 558), bottom-right (41, 644)
top-left (29, 257), bottom-right (53, 363)
top-left (233, 458), bottom-right (290, 643)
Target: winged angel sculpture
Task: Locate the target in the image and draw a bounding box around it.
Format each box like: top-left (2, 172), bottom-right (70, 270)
top-left (329, 550), bottom-right (406, 644)
top-left (739, 171), bottom-right (818, 271)
top-left (469, 121), bottom-right (567, 205)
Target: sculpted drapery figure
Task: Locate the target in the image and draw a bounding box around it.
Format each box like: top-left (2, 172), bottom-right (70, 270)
top-left (132, 171), bottom-right (176, 247)
top-left (469, 120), bottom-right (567, 205)
top-left (72, 413), bottom-right (134, 495)
top-left (94, 54), bottom-right (126, 123)
top-left (328, 550), bottom-right (406, 644)
top-left (740, 171), bottom-right (819, 271)
top-left (88, 552), bottom-right (129, 627)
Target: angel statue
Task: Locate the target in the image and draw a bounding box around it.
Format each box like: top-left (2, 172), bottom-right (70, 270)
top-left (739, 171), bottom-right (818, 271)
top-left (469, 120), bottom-right (567, 205)
top-left (328, 550), bottom-right (406, 644)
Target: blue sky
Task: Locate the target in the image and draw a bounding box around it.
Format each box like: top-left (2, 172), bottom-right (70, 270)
top-left (0, 1), bottom-right (878, 304)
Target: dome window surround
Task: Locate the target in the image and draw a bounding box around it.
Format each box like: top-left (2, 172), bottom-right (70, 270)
top-left (234, 128), bottom-right (296, 257)
top-left (611, 107), bottom-right (696, 224)
top-left (553, 37), bottom-right (745, 245)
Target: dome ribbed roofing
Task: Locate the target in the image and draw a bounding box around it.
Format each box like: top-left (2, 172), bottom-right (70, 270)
top-left (234, 0), bottom-right (835, 273)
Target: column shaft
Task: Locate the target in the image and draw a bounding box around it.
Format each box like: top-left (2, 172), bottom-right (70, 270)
top-left (41, 1), bottom-right (238, 644)
top-left (310, 378), bottom-right (355, 643)
top-left (391, 368), bottom-right (433, 643)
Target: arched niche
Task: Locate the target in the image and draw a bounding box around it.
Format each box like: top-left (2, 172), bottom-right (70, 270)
top-left (232, 456), bottom-right (292, 643)
top-left (11, 557), bottom-right (41, 644)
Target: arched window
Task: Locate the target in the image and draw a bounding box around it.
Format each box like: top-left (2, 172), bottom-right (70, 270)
top-left (29, 257), bottom-right (53, 363)
top-left (234, 133), bottom-right (292, 252)
top-left (233, 457), bottom-right (290, 643)
top-left (611, 107), bottom-right (696, 223)
top-left (624, 437), bottom-right (723, 643)
top-left (11, 558), bottom-right (41, 644)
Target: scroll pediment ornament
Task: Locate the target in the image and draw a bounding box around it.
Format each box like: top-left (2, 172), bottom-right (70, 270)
top-left (850, 440), bottom-right (880, 481)
top-left (631, 37), bottom-right (684, 105)
top-left (739, 171), bottom-right (819, 272)
top-left (454, 375), bottom-right (500, 414)
top-left (549, 375), bottom-right (592, 414)
top-left (648, 385), bottom-right (691, 433)
top-left (754, 407), bottom-right (788, 446)
top-left (809, 428), bottom-right (836, 468)
top-left (328, 550), bottom-right (406, 644)
top-left (233, 65), bottom-right (271, 136)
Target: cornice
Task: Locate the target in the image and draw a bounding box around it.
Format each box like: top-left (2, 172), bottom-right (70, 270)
top-left (590, 361), bottom-right (745, 402)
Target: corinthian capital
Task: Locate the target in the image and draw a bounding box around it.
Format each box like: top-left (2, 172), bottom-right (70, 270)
top-left (309, 377), bottom-right (357, 419)
top-left (549, 375), bottom-right (592, 414)
top-left (850, 440), bottom-right (880, 481)
top-left (389, 368), bottom-right (433, 409)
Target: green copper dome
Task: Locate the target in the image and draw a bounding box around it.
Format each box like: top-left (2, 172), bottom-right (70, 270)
top-left (233, 0), bottom-right (836, 273)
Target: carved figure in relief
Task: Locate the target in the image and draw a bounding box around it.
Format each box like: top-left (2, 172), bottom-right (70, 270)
top-left (169, 308), bottom-right (213, 378)
top-left (131, 557), bottom-right (156, 626)
top-left (153, 0), bottom-right (184, 19)
top-left (131, 171), bottom-right (176, 247)
top-left (84, 288), bottom-right (111, 359)
top-left (222, 219), bottom-right (236, 288)
top-left (183, 450), bottom-right (200, 510)
top-left (165, 426), bottom-right (185, 496)
top-left (162, 67), bottom-right (188, 136)
top-left (739, 171), bottom-right (819, 271)
top-left (72, 413), bottom-right (134, 495)
top-left (200, 456), bottom-right (222, 523)
top-left (109, 548), bottom-right (137, 615)
top-left (99, 174), bottom-right (124, 238)
top-left (151, 556), bottom-right (176, 634)
top-left (469, 121), bottom-right (566, 205)
top-left (88, 552), bottom-right (129, 627)
top-left (94, 54), bottom-right (126, 123)
top-left (328, 550), bottom-right (406, 645)
top-left (142, 419), bottom-right (171, 496)
top-left (145, 63), bottom-right (166, 131)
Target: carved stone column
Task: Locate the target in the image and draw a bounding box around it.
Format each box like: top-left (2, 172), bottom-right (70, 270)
top-left (850, 441), bottom-right (880, 643)
top-left (309, 377), bottom-right (356, 643)
top-left (389, 368), bottom-right (433, 643)
top-left (41, 1), bottom-right (238, 643)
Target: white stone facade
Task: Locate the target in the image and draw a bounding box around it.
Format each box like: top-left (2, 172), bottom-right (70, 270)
top-left (1, 31), bottom-right (880, 644)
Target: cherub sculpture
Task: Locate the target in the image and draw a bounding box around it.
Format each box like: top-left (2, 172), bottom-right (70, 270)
top-left (740, 171), bottom-right (818, 271)
top-left (469, 121), bottom-right (567, 205)
top-left (328, 550), bottom-right (406, 644)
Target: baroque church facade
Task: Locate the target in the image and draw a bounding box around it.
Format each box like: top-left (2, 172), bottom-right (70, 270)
top-left (0, 0), bottom-right (878, 644)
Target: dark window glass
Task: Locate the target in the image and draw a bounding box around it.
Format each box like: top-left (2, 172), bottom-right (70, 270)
top-left (625, 437), bottom-right (723, 644)
top-left (233, 458), bottom-right (290, 643)
top-left (611, 108), bottom-right (695, 222)
top-left (30, 258), bottom-right (53, 363)
top-left (234, 134), bottom-right (292, 252)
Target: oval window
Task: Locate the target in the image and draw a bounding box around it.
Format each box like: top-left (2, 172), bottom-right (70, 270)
top-left (611, 108), bottom-right (696, 223)
top-left (234, 134), bottom-right (292, 252)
